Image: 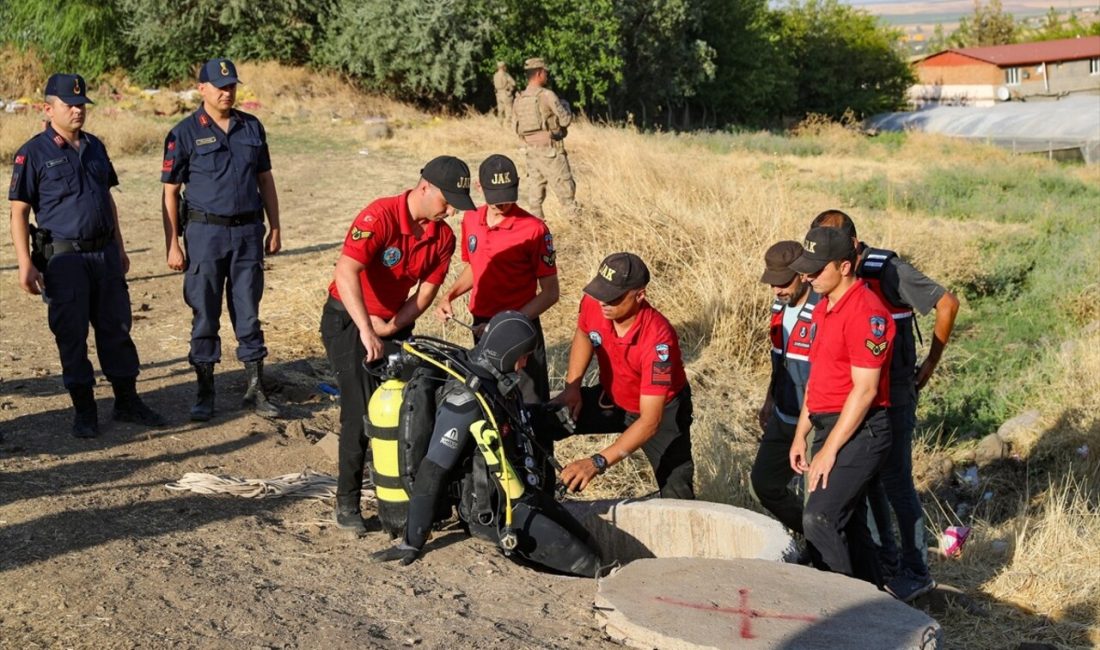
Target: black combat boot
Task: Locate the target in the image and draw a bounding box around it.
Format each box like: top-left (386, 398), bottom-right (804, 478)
top-left (110, 376), bottom-right (167, 427)
top-left (334, 500), bottom-right (368, 535)
top-left (242, 360), bottom-right (279, 418)
top-left (190, 362), bottom-right (216, 422)
top-left (68, 384), bottom-right (99, 438)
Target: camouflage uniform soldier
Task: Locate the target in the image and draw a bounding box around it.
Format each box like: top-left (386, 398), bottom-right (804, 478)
top-left (493, 62), bottom-right (516, 125)
top-left (512, 57), bottom-right (578, 219)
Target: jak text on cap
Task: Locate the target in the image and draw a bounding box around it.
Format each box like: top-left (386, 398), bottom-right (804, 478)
top-left (584, 252), bottom-right (651, 303)
top-left (421, 156), bottom-right (476, 211)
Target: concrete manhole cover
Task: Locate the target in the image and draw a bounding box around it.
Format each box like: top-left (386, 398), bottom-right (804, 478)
top-left (595, 558), bottom-right (942, 649)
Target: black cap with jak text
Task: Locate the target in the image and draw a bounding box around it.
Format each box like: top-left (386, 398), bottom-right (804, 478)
top-left (584, 252), bottom-right (651, 303)
top-left (421, 155), bottom-right (476, 211)
top-left (479, 154), bottom-right (519, 205)
top-left (789, 227), bottom-right (856, 275)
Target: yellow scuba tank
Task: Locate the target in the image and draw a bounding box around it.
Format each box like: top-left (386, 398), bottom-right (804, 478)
top-left (470, 420), bottom-right (525, 500)
top-left (368, 378), bottom-right (408, 507)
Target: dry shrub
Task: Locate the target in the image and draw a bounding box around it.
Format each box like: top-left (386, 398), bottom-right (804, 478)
top-left (918, 326), bottom-right (1100, 647)
top-left (0, 111), bottom-right (47, 161)
top-left (0, 104), bottom-right (167, 160)
top-left (87, 109), bottom-right (171, 155)
top-left (987, 477), bottom-right (1100, 639)
top-left (234, 62), bottom-right (425, 125)
top-left (0, 45), bottom-right (46, 99)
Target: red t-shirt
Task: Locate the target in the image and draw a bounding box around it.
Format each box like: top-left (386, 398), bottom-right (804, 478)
top-left (806, 280), bottom-right (895, 413)
top-left (460, 205), bottom-right (557, 318)
top-left (328, 191), bottom-right (456, 320)
top-left (576, 295), bottom-right (687, 413)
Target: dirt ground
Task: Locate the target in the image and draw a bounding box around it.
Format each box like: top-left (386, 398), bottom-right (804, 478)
top-left (0, 131), bottom-right (619, 649)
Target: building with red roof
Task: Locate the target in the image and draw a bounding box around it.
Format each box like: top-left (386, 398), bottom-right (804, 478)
top-left (910, 36), bottom-right (1100, 107)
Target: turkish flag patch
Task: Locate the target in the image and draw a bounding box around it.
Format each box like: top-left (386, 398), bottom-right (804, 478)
top-left (14, 155), bottom-right (25, 165)
top-left (167, 141), bottom-right (176, 152)
top-left (651, 361), bottom-right (672, 386)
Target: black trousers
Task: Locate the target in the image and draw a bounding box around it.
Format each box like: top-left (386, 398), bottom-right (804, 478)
top-left (542, 385), bottom-right (695, 499)
top-left (319, 297), bottom-right (412, 507)
top-left (471, 315), bottom-right (549, 403)
top-left (750, 414), bottom-right (810, 534)
top-left (43, 243), bottom-right (140, 388)
top-left (802, 408), bottom-right (891, 585)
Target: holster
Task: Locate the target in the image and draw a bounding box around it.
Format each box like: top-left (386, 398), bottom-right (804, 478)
top-left (176, 198), bottom-right (189, 237)
top-left (28, 224), bottom-right (50, 272)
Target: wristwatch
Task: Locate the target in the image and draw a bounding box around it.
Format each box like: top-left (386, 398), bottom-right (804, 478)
top-left (591, 453), bottom-right (609, 475)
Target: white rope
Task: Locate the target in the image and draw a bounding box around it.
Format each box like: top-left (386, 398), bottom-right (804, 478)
top-left (165, 469), bottom-right (375, 501)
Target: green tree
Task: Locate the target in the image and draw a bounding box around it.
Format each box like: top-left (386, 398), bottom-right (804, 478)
top-left (1021, 8), bottom-right (1100, 41)
top-left (122, 0), bottom-right (329, 85)
top-left (777, 0), bottom-right (914, 120)
top-left (609, 0), bottom-right (714, 127)
top-left (0, 0), bottom-right (130, 81)
top-left (692, 0), bottom-right (795, 128)
top-left (317, 0), bottom-right (493, 104)
top-left (489, 0), bottom-right (624, 110)
top-left (951, 0), bottom-right (1017, 47)
top-left (927, 23), bottom-right (949, 53)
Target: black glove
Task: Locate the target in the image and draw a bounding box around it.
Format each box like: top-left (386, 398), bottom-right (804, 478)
top-left (369, 543), bottom-right (420, 565)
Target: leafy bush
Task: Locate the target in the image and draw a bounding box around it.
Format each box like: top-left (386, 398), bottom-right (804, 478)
top-left (0, 0), bottom-right (130, 80)
top-left (121, 0), bottom-right (329, 86)
top-left (316, 0), bottom-right (493, 104)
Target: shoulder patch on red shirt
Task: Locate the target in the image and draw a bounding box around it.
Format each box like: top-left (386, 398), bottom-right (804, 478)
top-left (651, 361), bottom-right (673, 385)
top-left (350, 226), bottom-right (372, 241)
top-left (869, 315), bottom-right (887, 339)
top-left (866, 339), bottom-right (888, 356)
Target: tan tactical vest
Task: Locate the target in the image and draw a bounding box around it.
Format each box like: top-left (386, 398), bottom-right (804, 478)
top-left (514, 89), bottom-right (547, 135)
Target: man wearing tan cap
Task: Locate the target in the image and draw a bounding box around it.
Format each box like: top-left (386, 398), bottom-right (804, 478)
top-left (751, 240), bottom-right (819, 535)
top-left (492, 62), bottom-right (516, 125)
top-left (512, 57), bottom-right (579, 219)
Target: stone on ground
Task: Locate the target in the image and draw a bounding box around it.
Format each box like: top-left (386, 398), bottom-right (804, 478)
top-left (596, 558), bottom-right (942, 650)
top-left (564, 498), bottom-right (796, 564)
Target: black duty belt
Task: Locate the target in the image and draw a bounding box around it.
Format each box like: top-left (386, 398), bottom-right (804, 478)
top-left (48, 232), bottom-right (114, 255)
top-left (188, 209), bottom-right (263, 227)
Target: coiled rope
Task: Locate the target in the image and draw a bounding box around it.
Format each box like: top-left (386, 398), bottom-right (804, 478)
top-left (165, 469), bottom-right (374, 501)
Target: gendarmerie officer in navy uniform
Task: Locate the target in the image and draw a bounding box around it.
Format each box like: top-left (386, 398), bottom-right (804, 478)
top-left (161, 59), bottom-right (282, 421)
top-left (8, 73), bottom-right (165, 438)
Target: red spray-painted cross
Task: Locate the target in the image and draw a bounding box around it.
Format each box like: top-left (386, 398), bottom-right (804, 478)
top-left (657, 589), bottom-right (819, 640)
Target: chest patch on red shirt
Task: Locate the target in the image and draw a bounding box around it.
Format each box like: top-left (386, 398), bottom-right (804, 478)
top-left (382, 247), bottom-right (402, 267)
